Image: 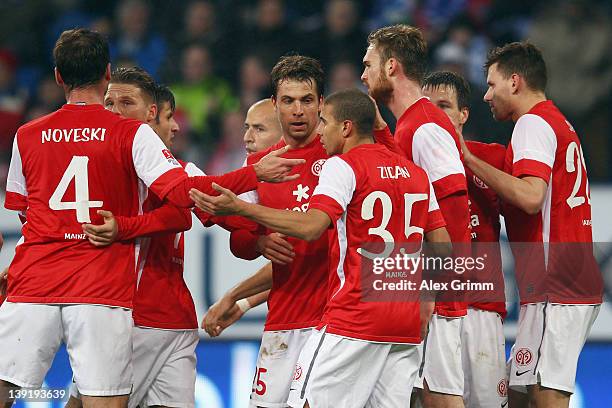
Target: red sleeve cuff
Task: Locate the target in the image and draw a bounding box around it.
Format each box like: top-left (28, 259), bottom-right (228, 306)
top-left (431, 173), bottom-right (467, 200)
top-left (512, 159), bottom-right (551, 183)
top-left (4, 192), bottom-right (27, 212)
top-left (309, 195), bottom-right (344, 224)
top-left (151, 168), bottom-right (189, 200)
top-left (425, 209), bottom-right (446, 233)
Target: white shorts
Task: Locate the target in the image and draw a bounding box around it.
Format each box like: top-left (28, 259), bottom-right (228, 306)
top-left (250, 328), bottom-right (313, 408)
top-left (461, 308), bottom-right (507, 407)
top-left (287, 328), bottom-right (420, 408)
top-left (128, 327), bottom-right (199, 408)
top-left (0, 301), bottom-right (132, 396)
top-left (414, 314), bottom-right (464, 396)
top-left (509, 303), bottom-right (599, 394)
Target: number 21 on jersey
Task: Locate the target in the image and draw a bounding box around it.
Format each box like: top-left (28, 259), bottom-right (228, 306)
top-left (49, 156), bottom-right (103, 223)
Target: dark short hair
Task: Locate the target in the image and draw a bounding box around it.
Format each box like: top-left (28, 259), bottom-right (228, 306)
top-left (270, 55), bottom-right (325, 98)
top-left (368, 24), bottom-right (427, 84)
top-left (423, 71), bottom-right (471, 110)
top-left (110, 66), bottom-right (157, 103)
top-left (325, 88), bottom-right (375, 136)
top-left (485, 41), bottom-right (547, 92)
top-left (155, 85), bottom-right (176, 112)
top-left (53, 28), bottom-right (110, 90)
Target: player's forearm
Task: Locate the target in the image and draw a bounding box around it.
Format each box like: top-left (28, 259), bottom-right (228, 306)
top-left (245, 289), bottom-right (270, 309)
top-left (116, 205), bottom-right (192, 240)
top-left (227, 263), bottom-right (273, 302)
top-left (164, 166), bottom-right (259, 207)
top-left (464, 153), bottom-right (543, 214)
top-left (236, 202), bottom-right (322, 241)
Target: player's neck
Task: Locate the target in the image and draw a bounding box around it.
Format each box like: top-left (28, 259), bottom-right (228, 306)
top-left (387, 80), bottom-right (424, 120)
top-left (342, 135), bottom-right (374, 154)
top-left (512, 92), bottom-right (547, 122)
top-left (65, 85), bottom-right (105, 106)
top-left (283, 130), bottom-right (318, 149)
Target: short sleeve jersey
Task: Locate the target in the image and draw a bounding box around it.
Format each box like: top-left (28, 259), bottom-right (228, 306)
top-left (244, 135), bottom-right (330, 331)
top-left (4, 104), bottom-right (186, 307)
top-left (132, 160), bottom-right (205, 330)
top-left (465, 141), bottom-right (506, 318)
top-left (394, 97), bottom-right (471, 317)
top-left (503, 100), bottom-right (602, 304)
top-left (309, 144), bottom-right (445, 343)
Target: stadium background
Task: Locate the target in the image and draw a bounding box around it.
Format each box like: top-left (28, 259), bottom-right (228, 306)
top-left (0, 0), bottom-right (611, 406)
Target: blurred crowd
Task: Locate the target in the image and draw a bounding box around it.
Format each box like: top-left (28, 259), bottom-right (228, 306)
top-left (1, 0), bottom-right (611, 182)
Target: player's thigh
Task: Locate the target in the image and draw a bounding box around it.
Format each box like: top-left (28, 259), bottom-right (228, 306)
top-left (536, 304), bottom-right (599, 394)
top-left (250, 328), bottom-right (313, 408)
top-left (143, 330), bottom-right (199, 408)
top-left (0, 302), bottom-right (63, 388)
top-left (415, 314), bottom-right (464, 396)
top-left (461, 308), bottom-right (507, 406)
top-left (127, 327), bottom-right (178, 408)
top-left (366, 344), bottom-right (420, 408)
top-left (62, 305), bottom-right (133, 397)
top-left (288, 330), bottom-right (390, 408)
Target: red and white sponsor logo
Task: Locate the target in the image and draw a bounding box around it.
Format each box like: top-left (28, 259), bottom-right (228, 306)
top-left (515, 348), bottom-right (533, 366)
top-left (162, 149), bottom-right (179, 166)
top-left (311, 159), bottom-right (326, 176)
top-left (497, 379), bottom-right (508, 397)
top-left (294, 364), bottom-right (303, 381)
top-left (473, 174), bottom-right (488, 189)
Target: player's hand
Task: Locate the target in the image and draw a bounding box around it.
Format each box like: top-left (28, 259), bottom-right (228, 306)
top-left (257, 233), bottom-right (295, 264)
top-left (457, 132), bottom-right (472, 164)
top-left (368, 95), bottom-right (388, 130)
top-left (189, 183), bottom-right (243, 216)
top-left (82, 210), bottom-right (118, 247)
top-left (203, 295), bottom-right (244, 337)
top-left (253, 146), bottom-right (305, 183)
top-left (0, 267), bottom-right (8, 297)
top-left (419, 300), bottom-right (435, 339)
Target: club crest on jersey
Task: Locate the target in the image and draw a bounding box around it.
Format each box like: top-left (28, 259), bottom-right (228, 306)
top-left (473, 175), bottom-right (488, 189)
top-left (515, 348), bottom-right (533, 366)
top-left (162, 149), bottom-right (179, 166)
top-left (311, 159), bottom-right (326, 176)
top-left (497, 379), bottom-right (508, 397)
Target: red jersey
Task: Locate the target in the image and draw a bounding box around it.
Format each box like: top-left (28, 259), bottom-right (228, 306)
top-left (309, 144), bottom-right (446, 343)
top-left (4, 104), bottom-right (189, 307)
top-left (121, 161), bottom-right (206, 330)
top-left (503, 100), bottom-right (602, 304)
top-left (392, 97), bottom-right (471, 317)
top-left (244, 136), bottom-right (330, 331)
top-left (465, 141), bottom-right (506, 318)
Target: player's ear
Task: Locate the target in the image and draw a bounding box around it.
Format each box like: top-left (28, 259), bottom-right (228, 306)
top-left (342, 120), bottom-right (352, 138)
top-left (387, 58), bottom-right (398, 77)
top-left (147, 103), bottom-right (158, 123)
top-left (54, 68), bottom-right (64, 86)
top-left (104, 63), bottom-right (111, 81)
top-left (510, 73), bottom-right (520, 94)
top-left (271, 95), bottom-right (277, 110)
top-left (459, 107), bottom-right (469, 126)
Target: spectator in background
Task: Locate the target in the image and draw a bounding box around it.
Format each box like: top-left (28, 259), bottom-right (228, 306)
top-left (206, 111), bottom-right (248, 175)
top-left (171, 44), bottom-right (238, 146)
top-left (0, 50), bottom-right (27, 153)
top-left (111, 0), bottom-right (166, 79)
top-left (241, 0), bottom-right (299, 64)
top-left (238, 54), bottom-right (271, 110)
top-left (24, 74), bottom-right (64, 121)
top-left (308, 0), bottom-right (365, 71)
top-left (328, 61), bottom-right (363, 93)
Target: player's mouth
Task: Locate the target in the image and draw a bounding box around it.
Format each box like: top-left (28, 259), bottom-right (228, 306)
top-left (290, 122), bottom-right (307, 131)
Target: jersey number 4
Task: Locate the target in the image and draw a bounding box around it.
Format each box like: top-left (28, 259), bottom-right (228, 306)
top-left (49, 156), bottom-right (103, 223)
top-left (358, 191), bottom-right (428, 259)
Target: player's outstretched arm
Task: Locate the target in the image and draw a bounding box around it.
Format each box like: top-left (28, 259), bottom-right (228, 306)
top-left (190, 184), bottom-right (331, 242)
top-left (461, 137), bottom-right (547, 215)
top-left (203, 263), bottom-right (273, 337)
top-left (82, 205), bottom-right (192, 247)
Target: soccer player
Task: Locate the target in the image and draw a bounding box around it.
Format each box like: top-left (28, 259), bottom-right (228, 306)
top-left (423, 71), bottom-right (508, 407)
top-left (65, 68), bottom-right (204, 408)
top-left (244, 98), bottom-right (282, 154)
top-left (0, 28), bottom-right (302, 408)
top-left (362, 24), bottom-right (471, 408)
top-left (461, 42), bottom-right (602, 408)
top-left (190, 88), bottom-right (451, 407)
